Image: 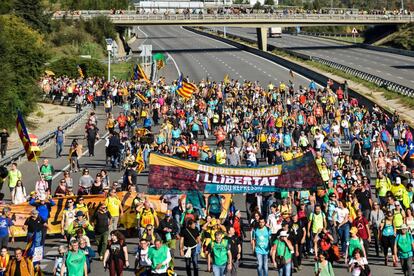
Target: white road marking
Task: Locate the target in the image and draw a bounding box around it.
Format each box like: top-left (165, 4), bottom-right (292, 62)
top-left (139, 27), bottom-right (180, 77)
top-left (52, 130), bottom-right (110, 180)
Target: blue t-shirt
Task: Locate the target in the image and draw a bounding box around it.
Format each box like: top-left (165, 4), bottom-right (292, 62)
top-left (253, 227), bottom-right (270, 255)
top-left (0, 217), bottom-right (13, 237)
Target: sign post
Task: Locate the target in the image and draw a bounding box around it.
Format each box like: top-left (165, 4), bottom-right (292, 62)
top-left (351, 28), bottom-right (358, 43)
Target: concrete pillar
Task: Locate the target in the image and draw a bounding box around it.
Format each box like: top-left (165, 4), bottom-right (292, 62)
top-left (256, 27), bottom-right (268, 52)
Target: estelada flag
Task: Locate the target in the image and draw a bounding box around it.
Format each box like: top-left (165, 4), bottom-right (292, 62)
top-left (16, 111), bottom-right (41, 161)
top-left (177, 75), bottom-right (197, 99)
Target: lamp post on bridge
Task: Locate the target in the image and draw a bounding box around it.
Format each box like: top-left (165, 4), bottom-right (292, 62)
top-left (106, 38), bottom-right (113, 82)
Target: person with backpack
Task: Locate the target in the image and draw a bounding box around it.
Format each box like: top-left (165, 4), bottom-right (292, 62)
top-left (307, 205), bottom-right (327, 255)
top-left (207, 231), bottom-right (232, 276)
top-left (314, 251), bottom-right (334, 276)
top-left (251, 217), bottom-right (270, 276)
top-left (207, 194), bottom-right (223, 219)
top-left (345, 227), bottom-right (366, 264)
top-left (138, 201), bottom-right (159, 237)
top-left (394, 224), bottom-right (414, 276)
top-left (60, 240), bottom-right (88, 276)
top-left (271, 230), bottom-right (294, 276)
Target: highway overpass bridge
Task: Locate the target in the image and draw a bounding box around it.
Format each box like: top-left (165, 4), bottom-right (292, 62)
top-left (53, 11), bottom-right (413, 51)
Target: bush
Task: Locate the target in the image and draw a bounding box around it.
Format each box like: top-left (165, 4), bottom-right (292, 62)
top-left (48, 56), bottom-right (106, 78)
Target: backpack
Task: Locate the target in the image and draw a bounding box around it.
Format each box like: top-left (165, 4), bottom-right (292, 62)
top-left (208, 195), bottom-right (222, 215)
top-left (381, 131), bottom-right (389, 143)
top-left (139, 208), bottom-right (155, 227)
top-left (328, 244), bottom-right (341, 262)
top-left (319, 235), bottom-right (332, 251)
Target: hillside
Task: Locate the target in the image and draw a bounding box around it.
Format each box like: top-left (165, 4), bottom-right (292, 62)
top-left (375, 23), bottom-right (414, 51)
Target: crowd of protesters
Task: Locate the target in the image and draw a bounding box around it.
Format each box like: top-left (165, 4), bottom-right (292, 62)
top-left (0, 71), bottom-right (414, 276)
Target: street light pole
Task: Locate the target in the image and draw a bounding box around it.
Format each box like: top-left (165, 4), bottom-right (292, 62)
top-left (108, 49), bottom-right (111, 81)
top-left (106, 38), bottom-right (113, 82)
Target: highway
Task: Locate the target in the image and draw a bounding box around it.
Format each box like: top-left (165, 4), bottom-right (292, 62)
top-left (5, 26), bottom-right (404, 275)
top-left (211, 27), bottom-right (414, 90)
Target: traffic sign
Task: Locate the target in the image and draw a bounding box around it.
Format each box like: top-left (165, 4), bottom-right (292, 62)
top-left (352, 28), bottom-right (358, 34)
top-left (140, 44), bottom-right (152, 57)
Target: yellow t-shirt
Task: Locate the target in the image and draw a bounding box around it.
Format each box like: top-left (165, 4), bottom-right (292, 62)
top-left (105, 197), bottom-right (121, 217)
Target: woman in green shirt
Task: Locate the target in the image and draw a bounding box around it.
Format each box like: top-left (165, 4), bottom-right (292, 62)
top-left (314, 251), bottom-right (334, 276)
top-left (345, 227), bottom-right (366, 264)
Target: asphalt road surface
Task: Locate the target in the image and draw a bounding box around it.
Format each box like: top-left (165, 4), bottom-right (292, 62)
top-left (6, 26), bottom-right (405, 276)
top-left (210, 27), bottom-right (414, 90)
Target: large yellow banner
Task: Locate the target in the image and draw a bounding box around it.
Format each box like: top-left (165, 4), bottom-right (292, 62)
top-left (4, 192), bottom-right (232, 237)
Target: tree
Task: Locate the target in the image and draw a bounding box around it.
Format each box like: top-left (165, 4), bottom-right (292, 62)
top-left (253, 1), bottom-right (263, 9)
top-left (0, 15), bottom-right (49, 129)
top-left (264, 0), bottom-right (275, 5)
top-left (14, 0), bottom-right (51, 32)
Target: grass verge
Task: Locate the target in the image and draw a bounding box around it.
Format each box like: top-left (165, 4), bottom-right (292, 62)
top-left (111, 62), bottom-right (134, 81)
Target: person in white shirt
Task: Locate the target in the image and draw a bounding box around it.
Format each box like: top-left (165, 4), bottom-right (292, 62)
top-left (333, 200), bottom-right (350, 255)
top-left (314, 129), bottom-right (325, 150)
top-left (267, 204), bottom-right (282, 243)
top-left (135, 239), bottom-right (152, 274)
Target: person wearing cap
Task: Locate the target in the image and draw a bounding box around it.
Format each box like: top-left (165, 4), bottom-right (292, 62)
top-left (345, 226), bottom-right (366, 264)
top-left (391, 177), bottom-right (408, 204)
top-left (271, 230), bottom-right (294, 276)
top-left (29, 192), bottom-right (55, 244)
top-left (394, 224), bottom-right (414, 276)
top-left (23, 209), bottom-right (46, 246)
top-left (67, 211), bottom-right (94, 237)
top-left (158, 210), bottom-right (178, 255)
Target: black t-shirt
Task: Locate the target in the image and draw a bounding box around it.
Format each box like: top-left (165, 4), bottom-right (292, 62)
top-left (225, 235), bottom-right (240, 261)
top-left (127, 169), bottom-right (138, 186)
top-left (108, 241), bottom-right (126, 260)
top-left (24, 216), bottom-right (45, 233)
top-left (180, 227), bottom-right (199, 247)
top-left (86, 128), bottom-right (99, 140)
top-left (289, 220), bottom-right (304, 245)
top-left (356, 189), bottom-right (371, 211)
top-left (15, 260), bottom-right (21, 276)
top-left (91, 211), bottom-right (111, 234)
top-left (0, 132), bottom-right (9, 144)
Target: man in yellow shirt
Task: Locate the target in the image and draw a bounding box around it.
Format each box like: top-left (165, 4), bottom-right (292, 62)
top-left (376, 171), bottom-right (391, 206)
top-left (105, 189), bottom-right (123, 232)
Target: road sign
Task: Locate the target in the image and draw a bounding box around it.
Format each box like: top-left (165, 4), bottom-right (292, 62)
top-left (140, 44), bottom-right (152, 57)
top-left (352, 28), bottom-right (358, 34)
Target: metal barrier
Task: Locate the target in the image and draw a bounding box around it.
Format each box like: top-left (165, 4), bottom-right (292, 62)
top-left (207, 27), bottom-right (414, 98)
top-left (0, 102), bottom-right (89, 167)
top-left (311, 56), bottom-right (414, 97)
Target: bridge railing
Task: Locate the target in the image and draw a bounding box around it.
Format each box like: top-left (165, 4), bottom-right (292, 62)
top-left (52, 12), bottom-right (413, 22)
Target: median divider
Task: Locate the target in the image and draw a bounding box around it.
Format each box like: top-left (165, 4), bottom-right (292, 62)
top-left (203, 27), bottom-right (414, 99)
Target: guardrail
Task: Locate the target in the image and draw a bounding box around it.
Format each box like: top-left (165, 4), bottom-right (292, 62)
top-left (0, 101), bottom-right (89, 167)
top-left (311, 57), bottom-right (414, 97)
top-left (206, 27), bottom-right (414, 98)
top-left (52, 12), bottom-right (413, 24)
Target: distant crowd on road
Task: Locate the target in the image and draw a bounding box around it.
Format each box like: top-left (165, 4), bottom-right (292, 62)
top-left (0, 71), bottom-right (414, 276)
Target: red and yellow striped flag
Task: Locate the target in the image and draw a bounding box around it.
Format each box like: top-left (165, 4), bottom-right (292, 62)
top-left (177, 75), bottom-right (197, 99)
top-left (16, 111), bottom-right (41, 162)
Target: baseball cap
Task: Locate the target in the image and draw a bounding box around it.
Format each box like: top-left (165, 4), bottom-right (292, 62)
top-left (31, 209), bottom-right (39, 215)
top-left (350, 227), bottom-right (358, 235)
top-left (279, 231), bottom-right (288, 237)
top-left (76, 211), bottom-right (84, 217)
top-left (401, 224), bottom-right (408, 229)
